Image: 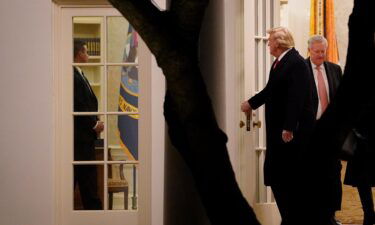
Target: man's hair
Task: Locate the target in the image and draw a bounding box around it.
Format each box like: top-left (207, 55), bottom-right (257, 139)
top-left (267, 27), bottom-right (295, 49)
top-left (308, 35), bottom-right (328, 49)
top-left (74, 40), bottom-right (87, 58)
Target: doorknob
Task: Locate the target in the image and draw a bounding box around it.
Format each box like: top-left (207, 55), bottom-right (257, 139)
top-left (240, 120), bottom-right (252, 131)
top-left (240, 114), bottom-right (252, 131)
top-left (253, 121), bottom-right (262, 128)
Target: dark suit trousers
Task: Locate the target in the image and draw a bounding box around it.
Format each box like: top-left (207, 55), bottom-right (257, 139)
top-left (74, 142), bottom-right (102, 210)
top-left (271, 184), bottom-right (300, 225)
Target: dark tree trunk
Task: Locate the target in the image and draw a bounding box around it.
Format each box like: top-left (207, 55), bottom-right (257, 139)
top-left (108, 0), bottom-right (260, 224)
top-left (108, 0), bottom-right (375, 224)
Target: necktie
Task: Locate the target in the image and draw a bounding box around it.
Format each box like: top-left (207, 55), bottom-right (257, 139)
top-left (316, 66), bottom-right (328, 113)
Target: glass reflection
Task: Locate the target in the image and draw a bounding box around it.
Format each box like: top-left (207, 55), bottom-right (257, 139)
top-left (74, 165), bottom-right (104, 210)
top-left (107, 164), bottom-right (138, 210)
top-left (107, 17), bottom-right (138, 63)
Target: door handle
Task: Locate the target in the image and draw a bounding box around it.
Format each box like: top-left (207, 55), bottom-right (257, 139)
top-left (240, 114), bottom-right (252, 131)
top-left (253, 121), bottom-right (262, 128)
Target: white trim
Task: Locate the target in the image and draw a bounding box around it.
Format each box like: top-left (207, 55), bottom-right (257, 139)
top-left (53, 3), bottom-right (63, 225)
top-left (73, 63), bottom-right (139, 66)
top-left (242, 0), bottom-right (281, 224)
top-left (54, 6), bottom-right (154, 225)
top-left (53, 0), bottom-right (111, 6)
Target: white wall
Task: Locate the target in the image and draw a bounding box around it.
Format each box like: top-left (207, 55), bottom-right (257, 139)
top-left (149, 1), bottom-right (166, 225)
top-left (335, 0), bottom-right (353, 68)
top-left (151, 43), bottom-right (166, 225)
top-left (283, 0), bottom-right (311, 57)
top-left (0, 1), bottom-right (54, 225)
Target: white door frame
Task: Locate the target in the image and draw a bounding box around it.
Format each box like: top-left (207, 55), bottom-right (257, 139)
top-left (53, 5), bottom-right (153, 225)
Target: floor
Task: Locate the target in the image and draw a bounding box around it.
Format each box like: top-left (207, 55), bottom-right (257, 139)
top-left (335, 161), bottom-right (375, 225)
top-left (336, 161), bottom-right (373, 225)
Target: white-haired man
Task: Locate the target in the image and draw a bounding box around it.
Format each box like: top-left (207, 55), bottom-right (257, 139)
top-left (307, 34), bottom-right (343, 225)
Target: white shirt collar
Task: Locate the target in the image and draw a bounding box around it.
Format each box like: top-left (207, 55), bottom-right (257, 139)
top-left (277, 48), bottom-right (292, 62)
top-left (310, 60), bottom-right (325, 70)
top-left (75, 66), bottom-right (83, 75)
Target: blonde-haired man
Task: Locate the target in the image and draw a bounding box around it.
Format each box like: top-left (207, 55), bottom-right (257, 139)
top-left (241, 27), bottom-right (315, 225)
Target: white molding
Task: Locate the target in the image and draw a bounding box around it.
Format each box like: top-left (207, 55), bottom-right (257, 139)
top-left (52, 3), bottom-right (63, 225)
top-left (280, 0), bottom-right (288, 4)
top-left (53, 0), bottom-right (111, 5)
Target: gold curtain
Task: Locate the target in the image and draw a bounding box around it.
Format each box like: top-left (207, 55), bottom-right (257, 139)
top-left (309, 0), bottom-right (339, 64)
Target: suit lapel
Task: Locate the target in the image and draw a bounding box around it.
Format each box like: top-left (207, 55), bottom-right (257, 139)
top-left (81, 72), bottom-right (95, 97)
top-left (270, 48), bottom-right (295, 79)
top-left (324, 62), bottom-right (335, 100)
top-left (74, 67), bottom-right (97, 103)
top-left (306, 58), bottom-right (319, 116)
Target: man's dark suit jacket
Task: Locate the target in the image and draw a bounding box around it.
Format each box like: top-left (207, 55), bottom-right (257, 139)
top-left (306, 58), bottom-right (343, 213)
top-left (73, 67), bottom-right (99, 160)
top-left (306, 58), bottom-right (343, 118)
top-left (248, 48), bottom-right (315, 186)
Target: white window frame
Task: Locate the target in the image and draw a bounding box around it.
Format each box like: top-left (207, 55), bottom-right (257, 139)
top-left (53, 4), bottom-right (155, 225)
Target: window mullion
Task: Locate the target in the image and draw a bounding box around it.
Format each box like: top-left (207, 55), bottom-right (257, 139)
top-left (103, 15), bottom-right (109, 211)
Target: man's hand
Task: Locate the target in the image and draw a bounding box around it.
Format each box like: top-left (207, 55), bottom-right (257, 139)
top-left (282, 130), bottom-right (293, 143)
top-left (241, 101), bottom-right (252, 115)
top-left (93, 121), bottom-right (104, 133)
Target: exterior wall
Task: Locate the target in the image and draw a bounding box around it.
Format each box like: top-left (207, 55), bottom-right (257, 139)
top-left (0, 1), bottom-right (54, 225)
top-left (0, 1), bottom-right (165, 225)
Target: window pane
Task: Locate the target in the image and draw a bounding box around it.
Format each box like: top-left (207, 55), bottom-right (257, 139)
top-left (108, 164), bottom-right (138, 210)
top-left (73, 66), bottom-right (104, 112)
top-left (74, 115), bottom-right (104, 161)
top-left (73, 17), bottom-right (102, 63)
top-left (107, 66), bottom-right (139, 113)
top-left (74, 165), bottom-right (104, 210)
top-left (108, 115), bottom-right (138, 161)
top-left (107, 17), bottom-right (138, 63)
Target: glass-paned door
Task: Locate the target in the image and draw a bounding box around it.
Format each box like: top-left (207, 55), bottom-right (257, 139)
top-left (59, 7), bottom-right (150, 225)
top-left (243, 0), bottom-right (281, 224)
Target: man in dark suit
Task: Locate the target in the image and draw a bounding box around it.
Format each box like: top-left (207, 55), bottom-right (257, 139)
top-left (306, 35), bottom-right (343, 224)
top-left (241, 27), bottom-right (315, 225)
top-left (73, 40), bottom-right (104, 210)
